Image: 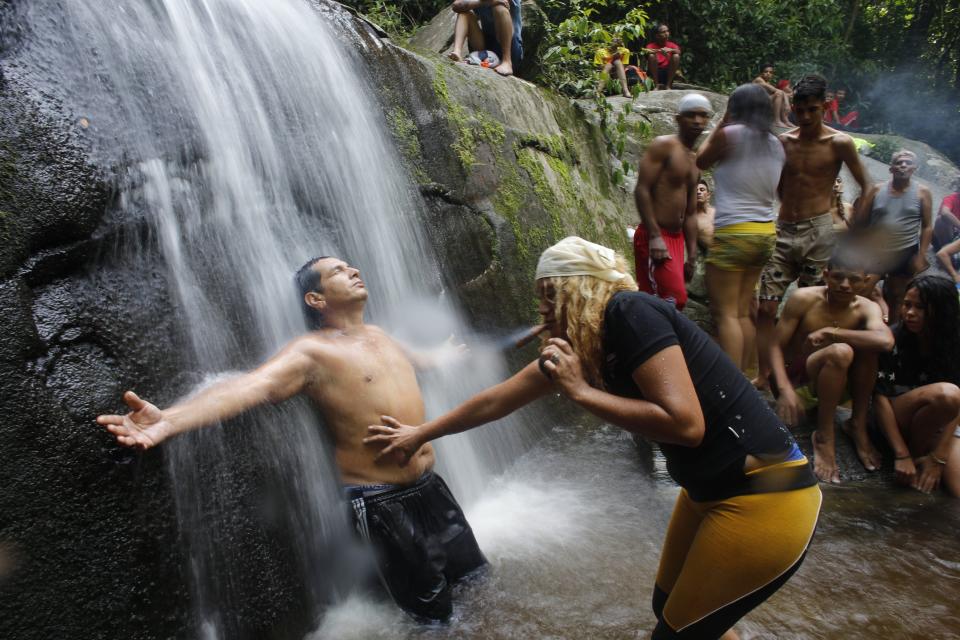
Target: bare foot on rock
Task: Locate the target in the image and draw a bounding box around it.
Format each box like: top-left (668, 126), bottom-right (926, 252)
top-left (842, 418), bottom-right (882, 472)
top-left (493, 61), bottom-right (513, 77)
top-left (811, 431), bottom-right (840, 483)
top-left (446, 50), bottom-right (462, 62)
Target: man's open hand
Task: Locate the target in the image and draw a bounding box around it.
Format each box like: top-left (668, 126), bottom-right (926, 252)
top-left (96, 391), bottom-right (170, 450)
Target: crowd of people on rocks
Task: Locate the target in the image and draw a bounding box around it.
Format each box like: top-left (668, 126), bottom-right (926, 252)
top-left (632, 73), bottom-right (960, 497)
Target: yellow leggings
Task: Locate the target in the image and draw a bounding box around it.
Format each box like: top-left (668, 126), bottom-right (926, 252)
top-left (652, 462), bottom-right (822, 638)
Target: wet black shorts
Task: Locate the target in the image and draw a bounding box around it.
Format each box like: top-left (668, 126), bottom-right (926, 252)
top-left (874, 244), bottom-right (919, 278)
top-left (346, 472), bottom-right (487, 622)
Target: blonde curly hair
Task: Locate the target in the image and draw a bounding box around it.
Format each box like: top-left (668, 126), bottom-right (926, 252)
top-left (540, 251), bottom-right (637, 388)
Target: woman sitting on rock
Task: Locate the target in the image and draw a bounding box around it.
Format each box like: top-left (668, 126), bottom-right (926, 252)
top-left (874, 275), bottom-right (960, 496)
top-left (366, 236), bottom-right (822, 640)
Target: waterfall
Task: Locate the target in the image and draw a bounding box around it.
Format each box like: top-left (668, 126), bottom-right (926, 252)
top-left (14, 0), bottom-right (536, 634)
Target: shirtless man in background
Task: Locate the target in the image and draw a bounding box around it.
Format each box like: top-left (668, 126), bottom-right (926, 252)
top-left (694, 178), bottom-right (716, 252)
top-left (97, 256), bottom-right (485, 622)
top-left (769, 248), bottom-right (893, 483)
top-left (633, 93), bottom-right (710, 310)
top-left (756, 74), bottom-right (870, 388)
top-left (753, 63), bottom-right (793, 128)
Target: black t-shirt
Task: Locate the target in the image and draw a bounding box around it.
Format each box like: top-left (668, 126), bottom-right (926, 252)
top-left (602, 291), bottom-right (812, 501)
top-left (876, 324), bottom-right (960, 397)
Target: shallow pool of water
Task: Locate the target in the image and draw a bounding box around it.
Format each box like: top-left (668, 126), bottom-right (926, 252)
top-left (311, 423), bottom-right (960, 640)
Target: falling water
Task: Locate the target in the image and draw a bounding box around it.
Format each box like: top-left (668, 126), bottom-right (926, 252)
top-left (12, 0), bottom-right (535, 635)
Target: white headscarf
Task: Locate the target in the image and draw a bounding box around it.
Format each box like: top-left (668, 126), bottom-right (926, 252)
top-left (677, 92), bottom-right (712, 114)
top-left (535, 236), bottom-right (626, 283)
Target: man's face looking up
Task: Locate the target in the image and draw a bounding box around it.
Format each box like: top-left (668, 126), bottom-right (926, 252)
top-left (313, 258), bottom-right (367, 305)
top-left (890, 154), bottom-right (917, 181)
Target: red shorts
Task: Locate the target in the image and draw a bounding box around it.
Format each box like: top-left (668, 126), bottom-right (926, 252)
top-left (633, 224), bottom-right (688, 310)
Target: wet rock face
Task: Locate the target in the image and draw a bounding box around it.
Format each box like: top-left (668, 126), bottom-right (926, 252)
top-left (0, 73), bottom-right (192, 640)
top-left (0, 83), bottom-right (109, 280)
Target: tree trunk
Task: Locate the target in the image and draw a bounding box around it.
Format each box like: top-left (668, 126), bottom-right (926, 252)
top-left (843, 0), bottom-right (860, 45)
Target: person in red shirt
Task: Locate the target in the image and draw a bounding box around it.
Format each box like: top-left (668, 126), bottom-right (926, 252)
top-left (822, 89), bottom-right (839, 123)
top-left (933, 179), bottom-right (960, 256)
top-left (834, 88), bottom-right (859, 129)
top-left (645, 23), bottom-right (680, 90)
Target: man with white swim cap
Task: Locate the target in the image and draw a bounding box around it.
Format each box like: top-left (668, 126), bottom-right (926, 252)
top-left (633, 92), bottom-right (711, 310)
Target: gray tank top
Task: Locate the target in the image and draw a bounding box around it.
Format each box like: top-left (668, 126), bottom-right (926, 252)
top-left (869, 182), bottom-right (923, 251)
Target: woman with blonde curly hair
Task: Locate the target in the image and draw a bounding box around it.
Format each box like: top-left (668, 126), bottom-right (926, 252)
top-left (366, 236), bottom-right (821, 640)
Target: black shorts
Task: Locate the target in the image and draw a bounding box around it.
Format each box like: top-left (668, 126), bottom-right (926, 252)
top-left (874, 244), bottom-right (919, 278)
top-left (347, 472), bottom-right (486, 622)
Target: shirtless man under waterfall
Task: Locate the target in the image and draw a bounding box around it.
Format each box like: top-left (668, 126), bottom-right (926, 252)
top-left (96, 256), bottom-right (486, 623)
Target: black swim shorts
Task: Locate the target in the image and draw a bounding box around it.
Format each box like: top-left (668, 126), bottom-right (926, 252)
top-left (347, 472), bottom-right (487, 622)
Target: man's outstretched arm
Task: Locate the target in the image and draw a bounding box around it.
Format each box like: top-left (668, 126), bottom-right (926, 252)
top-left (97, 339), bottom-right (318, 450)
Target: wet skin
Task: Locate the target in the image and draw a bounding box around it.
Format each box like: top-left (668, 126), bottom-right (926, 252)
top-left (98, 257), bottom-right (437, 486)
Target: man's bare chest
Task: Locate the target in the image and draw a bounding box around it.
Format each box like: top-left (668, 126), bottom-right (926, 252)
top-left (800, 306), bottom-right (862, 335)
top-left (784, 141), bottom-right (839, 179)
top-left (659, 152), bottom-right (696, 187)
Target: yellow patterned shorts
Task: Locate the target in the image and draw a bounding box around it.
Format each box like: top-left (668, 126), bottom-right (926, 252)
top-left (705, 221), bottom-right (776, 272)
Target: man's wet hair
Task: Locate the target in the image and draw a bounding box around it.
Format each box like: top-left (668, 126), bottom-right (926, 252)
top-left (826, 242), bottom-right (868, 273)
top-left (698, 177), bottom-right (710, 190)
top-left (295, 255), bottom-right (330, 329)
top-left (793, 74), bottom-right (827, 103)
top-left (761, 62), bottom-right (774, 72)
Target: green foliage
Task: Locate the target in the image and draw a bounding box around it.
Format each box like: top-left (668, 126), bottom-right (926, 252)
top-left (533, 1), bottom-right (654, 177)
top-left (866, 136), bottom-right (901, 164)
top-left (339, 0), bottom-right (448, 41)
top-left (538, 0), bottom-right (650, 97)
top-left (639, 0), bottom-right (846, 91)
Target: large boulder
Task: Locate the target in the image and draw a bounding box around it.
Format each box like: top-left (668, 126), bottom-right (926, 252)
top-left (366, 42), bottom-right (636, 330)
top-left (0, 78), bottom-right (192, 639)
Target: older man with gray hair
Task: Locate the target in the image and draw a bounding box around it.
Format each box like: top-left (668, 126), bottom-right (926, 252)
top-left (857, 148), bottom-right (933, 323)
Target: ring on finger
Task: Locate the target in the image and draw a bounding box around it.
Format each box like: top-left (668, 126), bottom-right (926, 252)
top-left (550, 354), bottom-right (560, 365)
